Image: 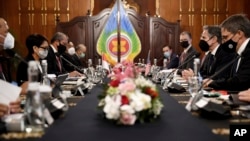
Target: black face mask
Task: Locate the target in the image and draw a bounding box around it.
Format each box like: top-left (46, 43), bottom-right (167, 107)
top-left (199, 40), bottom-right (209, 52)
top-left (180, 41), bottom-right (189, 48)
top-left (58, 44), bottom-right (67, 55)
top-left (221, 39), bottom-right (237, 53)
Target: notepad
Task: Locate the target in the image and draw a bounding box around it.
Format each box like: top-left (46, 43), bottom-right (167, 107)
top-left (0, 80), bottom-right (21, 105)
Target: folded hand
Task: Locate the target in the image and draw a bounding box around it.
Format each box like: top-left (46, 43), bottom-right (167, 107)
top-left (0, 103), bottom-right (8, 118)
top-left (238, 89), bottom-right (250, 102)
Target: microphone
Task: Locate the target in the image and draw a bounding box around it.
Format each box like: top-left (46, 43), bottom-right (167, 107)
top-left (60, 55), bottom-right (87, 78)
top-left (5, 49), bottom-right (27, 64)
top-left (199, 55), bottom-right (241, 91)
top-left (163, 52), bottom-right (201, 92)
top-left (165, 52), bottom-right (201, 80)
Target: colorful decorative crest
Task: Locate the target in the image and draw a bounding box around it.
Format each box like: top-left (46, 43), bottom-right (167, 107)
top-left (96, 0), bottom-right (141, 66)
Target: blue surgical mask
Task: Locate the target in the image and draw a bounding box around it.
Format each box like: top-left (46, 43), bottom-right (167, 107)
top-left (164, 52), bottom-right (170, 58)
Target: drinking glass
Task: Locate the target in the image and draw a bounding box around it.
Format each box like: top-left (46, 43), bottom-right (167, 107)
top-left (187, 76), bottom-right (201, 97)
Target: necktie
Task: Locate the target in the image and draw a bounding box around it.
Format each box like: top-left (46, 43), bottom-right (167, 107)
top-left (201, 52), bottom-right (210, 67)
top-left (55, 53), bottom-right (62, 72)
top-left (208, 54), bottom-right (215, 73)
top-left (180, 52), bottom-right (187, 64)
top-left (231, 54), bottom-right (239, 76)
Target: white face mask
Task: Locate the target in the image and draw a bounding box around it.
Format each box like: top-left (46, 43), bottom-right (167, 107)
top-left (0, 32), bottom-right (15, 49)
top-left (38, 49), bottom-right (48, 59)
top-left (68, 47), bottom-right (76, 55)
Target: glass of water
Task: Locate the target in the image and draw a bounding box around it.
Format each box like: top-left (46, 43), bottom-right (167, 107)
top-left (187, 76), bottom-right (202, 97)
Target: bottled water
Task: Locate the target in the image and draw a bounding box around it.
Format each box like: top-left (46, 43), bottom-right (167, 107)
top-left (188, 58), bottom-right (202, 97)
top-left (24, 61), bottom-right (45, 133)
top-left (41, 60), bottom-right (50, 86)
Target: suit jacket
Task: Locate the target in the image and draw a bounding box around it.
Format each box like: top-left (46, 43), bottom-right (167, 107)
top-left (72, 54), bottom-right (85, 68)
top-left (200, 46), bottom-right (234, 79)
top-left (61, 53), bottom-right (86, 73)
top-left (46, 46), bottom-right (65, 76)
top-left (209, 40), bottom-right (250, 91)
top-left (164, 53), bottom-right (179, 69)
top-left (0, 55), bottom-right (12, 82)
top-left (178, 46), bottom-right (199, 74)
top-left (61, 53), bottom-right (76, 72)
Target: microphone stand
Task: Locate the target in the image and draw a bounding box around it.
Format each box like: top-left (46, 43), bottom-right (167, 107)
top-left (5, 49), bottom-right (27, 64)
top-left (163, 53), bottom-right (200, 90)
top-left (186, 55), bottom-right (241, 112)
top-left (60, 55), bottom-right (88, 78)
top-left (199, 55), bottom-right (241, 92)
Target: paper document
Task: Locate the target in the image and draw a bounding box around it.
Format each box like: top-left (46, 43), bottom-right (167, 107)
top-left (0, 80), bottom-right (21, 105)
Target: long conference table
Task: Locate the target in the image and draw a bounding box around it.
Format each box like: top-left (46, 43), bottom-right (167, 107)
top-left (39, 83), bottom-right (225, 141)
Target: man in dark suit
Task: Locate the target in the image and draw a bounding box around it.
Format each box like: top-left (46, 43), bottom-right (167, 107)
top-left (162, 45), bottom-right (179, 69)
top-left (0, 18), bottom-right (21, 129)
top-left (183, 25), bottom-right (235, 80)
top-left (61, 42), bottom-right (87, 72)
top-left (0, 17), bottom-right (15, 82)
top-left (61, 41), bottom-right (77, 72)
top-left (205, 14), bottom-right (250, 91)
top-left (201, 25), bottom-right (234, 79)
top-left (46, 32), bottom-right (82, 77)
top-left (72, 43), bottom-right (87, 68)
top-left (178, 31), bottom-right (199, 74)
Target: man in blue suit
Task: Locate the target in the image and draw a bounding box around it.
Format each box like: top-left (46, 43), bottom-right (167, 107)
top-left (162, 45), bottom-right (179, 69)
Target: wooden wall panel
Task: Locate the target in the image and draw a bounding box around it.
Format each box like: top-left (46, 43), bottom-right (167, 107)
top-left (244, 0), bottom-right (250, 19)
top-left (150, 17), bottom-right (180, 63)
top-left (217, 0), bottom-right (228, 12)
top-left (56, 8), bottom-right (180, 66)
top-left (0, 0), bottom-right (249, 80)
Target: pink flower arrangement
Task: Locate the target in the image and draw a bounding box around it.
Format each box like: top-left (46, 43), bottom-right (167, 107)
top-left (98, 61), bottom-right (163, 125)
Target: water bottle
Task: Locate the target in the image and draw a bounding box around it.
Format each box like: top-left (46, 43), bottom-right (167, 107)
top-left (24, 61), bottom-right (45, 133)
top-left (193, 58), bottom-right (200, 77)
top-left (153, 58), bottom-right (157, 66)
top-left (188, 58), bottom-right (201, 97)
top-left (98, 58), bottom-right (101, 66)
top-left (138, 58), bottom-right (141, 66)
top-left (163, 58), bottom-right (167, 69)
top-left (88, 59), bottom-right (92, 68)
top-left (142, 59), bottom-right (145, 65)
top-left (152, 58), bottom-right (158, 80)
top-left (41, 60), bottom-right (50, 86)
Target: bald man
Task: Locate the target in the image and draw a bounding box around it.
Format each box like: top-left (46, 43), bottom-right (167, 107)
top-left (72, 44), bottom-right (87, 68)
top-left (0, 18), bottom-right (21, 120)
top-left (0, 18), bottom-right (9, 50)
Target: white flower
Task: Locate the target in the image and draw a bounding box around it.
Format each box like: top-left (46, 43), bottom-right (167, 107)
top-left (103, 95), bottom-right (121, 120)
top-left (99, 62), bottom-right (164, 125)
top-left (135, 76), bottom-right (155, 88)
top-left (130, 89), bottom-right (152, 112)
top-left (119, 105), bottom-right (136, 125)
top-left (120, 105), bottom-right (135, 114)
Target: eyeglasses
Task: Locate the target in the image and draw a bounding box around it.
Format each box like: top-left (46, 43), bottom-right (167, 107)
top-left (39, 46), bottom-right (49, 50)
